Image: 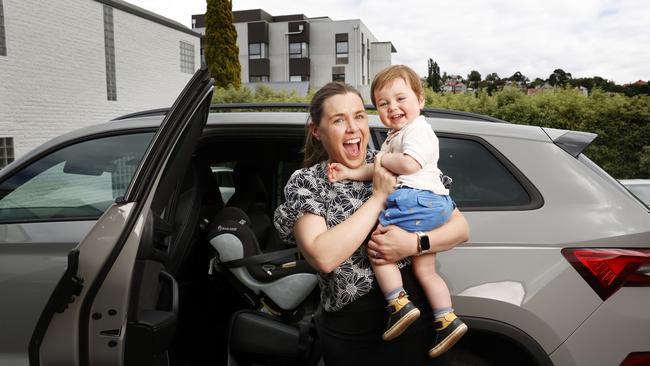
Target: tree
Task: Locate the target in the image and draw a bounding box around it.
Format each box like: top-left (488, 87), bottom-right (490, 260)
top-left (467, 70), bottom-right (482, 93)
top-left (480, 72), bottom-right (501, 95)
top-left (205, 0), bottom-right (241, 87)
top-left (640, 146), bottom-right (650, 176)
top-left (548, 69), bottom-right (572, 87)
top-left (508, 71), bottom-right (529, 86)
top-left (530, 78), bottom-right (545, 88)
top-left (426, 59), bottom-right (442, 92)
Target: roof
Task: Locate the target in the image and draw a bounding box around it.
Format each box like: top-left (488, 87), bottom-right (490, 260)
top-left (95, 0), bottom-right (201, 37)
top-left (371, 41), bottom-right (397, 53)
top-left (4, 105), bottom-right (557, 177)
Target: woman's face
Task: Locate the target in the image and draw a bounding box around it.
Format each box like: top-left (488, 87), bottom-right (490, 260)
top-left (311, 92), bottom-right (369, 169)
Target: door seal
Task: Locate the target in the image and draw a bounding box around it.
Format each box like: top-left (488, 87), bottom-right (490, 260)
top-left (53, 249), bottom-right (85, 313)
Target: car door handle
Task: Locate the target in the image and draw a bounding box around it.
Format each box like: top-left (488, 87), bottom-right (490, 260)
top-left (158, 271), bottom-right (178, 315)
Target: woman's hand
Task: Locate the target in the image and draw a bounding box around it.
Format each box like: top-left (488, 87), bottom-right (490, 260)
top-left (372, 153), bottom-right (396, 200)
top-left (368, 224), bottom-right (416, 264)
top-left (368, 209), bottom-right (470, 265)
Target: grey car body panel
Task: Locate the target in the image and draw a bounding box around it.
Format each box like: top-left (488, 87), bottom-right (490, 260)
top-left (549, 288), bottom-right (650, 366)
top-left (0, 221), bottom-right (94, 366)
top-left (447, 246), bottom-right (602, 353)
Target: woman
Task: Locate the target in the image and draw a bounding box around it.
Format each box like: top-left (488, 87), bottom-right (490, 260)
top-left (274, 82), bottom-right (469, 365)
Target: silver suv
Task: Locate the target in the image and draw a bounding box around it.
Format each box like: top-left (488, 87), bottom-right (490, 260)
top-left (1, 69), bottom-right (649, 366)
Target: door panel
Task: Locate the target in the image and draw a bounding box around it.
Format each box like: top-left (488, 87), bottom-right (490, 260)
top-left (32, 68), bottom-right (214, 366)
top-left (37, 202), bottom-right (136, 366)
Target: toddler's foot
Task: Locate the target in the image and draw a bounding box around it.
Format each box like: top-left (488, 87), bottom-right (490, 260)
top-left (382, 291), bottom-right (420, 341)
top-left (428, 312), bottom-right (468, 358)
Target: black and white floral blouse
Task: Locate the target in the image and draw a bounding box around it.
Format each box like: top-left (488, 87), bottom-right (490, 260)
top-left (273, 150), bottom-right (410, 312)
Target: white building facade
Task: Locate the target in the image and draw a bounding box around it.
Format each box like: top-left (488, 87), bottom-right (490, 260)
top-left (192, 9), bottom-right (395, 99)
top-left (0, 0), bottom-right (201, 165)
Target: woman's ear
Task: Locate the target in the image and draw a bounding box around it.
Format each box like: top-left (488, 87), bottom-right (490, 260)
top-left (309, 122), bottom-right (320, 141)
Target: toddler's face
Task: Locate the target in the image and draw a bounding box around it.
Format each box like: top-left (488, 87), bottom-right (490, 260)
top-left (374, 78), bottom-right (424, 131)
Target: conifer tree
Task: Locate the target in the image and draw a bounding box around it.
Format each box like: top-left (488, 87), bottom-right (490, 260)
top-left (205, 0), bottom-right (241, 87)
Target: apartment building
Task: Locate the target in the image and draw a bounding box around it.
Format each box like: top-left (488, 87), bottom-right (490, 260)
top-left (0, 0), bottom-right (201, 164)
top-left (191, 9), bottom-right (396, 98)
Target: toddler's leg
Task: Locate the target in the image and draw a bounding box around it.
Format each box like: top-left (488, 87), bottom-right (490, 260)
top-left (412, 254), bottom-right (467, 358)
top-left (373, 262), bottom-right (404, 299)
top-left (372, 262), bottom-right (420, 341)
top-left (411, 253), bottom-right (451, 311)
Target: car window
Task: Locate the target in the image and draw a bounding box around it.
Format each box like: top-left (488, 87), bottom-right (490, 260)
top-left (438, 137), bottom-right (533, 209)
top-left (625, 184), bottom-right (650, 206)
top-left (211, 164), bottom-right (235, 203)
top-left (276, 160), bottom-right (302, 207)
top-left (0, 132), bottom-right (154, 223)
top-left (372, 128), bottom-right (536, 210)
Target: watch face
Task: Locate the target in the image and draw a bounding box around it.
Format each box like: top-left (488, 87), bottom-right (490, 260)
top-left (420, 234), bottom-right (431, 251)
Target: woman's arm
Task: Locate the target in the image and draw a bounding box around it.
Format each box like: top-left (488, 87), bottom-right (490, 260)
top-left (367, 208), bottom-right (469, 265)
top-left (294, 154), bottom-right (396, 273)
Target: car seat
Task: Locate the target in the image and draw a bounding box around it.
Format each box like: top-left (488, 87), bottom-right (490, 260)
top-left (226, 162), bottom-right (286, 252)
top-left (207, 206), bottom-right (318, 315)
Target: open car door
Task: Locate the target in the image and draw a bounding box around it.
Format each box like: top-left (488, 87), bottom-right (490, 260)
top-left (29, 68), bottom-right (213, 366)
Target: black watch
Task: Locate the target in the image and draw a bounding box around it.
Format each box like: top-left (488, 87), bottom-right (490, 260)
top-left (416, 231), bottom-right (430, 254)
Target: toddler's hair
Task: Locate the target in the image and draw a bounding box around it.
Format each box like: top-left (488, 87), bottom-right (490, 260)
top-left (370, 65), bottom-right (424, 106)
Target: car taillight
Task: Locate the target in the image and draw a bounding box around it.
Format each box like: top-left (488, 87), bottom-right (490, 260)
top-left (620, 352), bottom-right (650, 366)
top-left (562, 248), bottom-right (650, 300)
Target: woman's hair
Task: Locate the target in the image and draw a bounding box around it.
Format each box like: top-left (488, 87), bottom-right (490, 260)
top-left (303, 82), bottom-right (364, 167)
top-left (370, 64), bottom-right (424, 107)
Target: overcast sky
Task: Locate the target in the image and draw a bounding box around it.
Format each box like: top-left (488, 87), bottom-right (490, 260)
top-left (128, 0), bottom-right (648, 84)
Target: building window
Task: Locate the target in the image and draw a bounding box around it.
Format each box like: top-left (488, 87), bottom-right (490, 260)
top-left (336, 41), bottom-right (348, 57)
top-left (103, 5), bottom-right (117, 101)
top-left (249, 75), bottom-right (269, 83)
top-left (0, 0), bottom-right (6, 56)
top-left (249, 43), bottom-right (268, 59)
top-left (289, 42), bottom-right (308, 59)
top-left (335, 33), bottom-right (348, 65)
top-left (180, 41), bottom-right (195, 74)
top-left (367, 42), bottom-right (370, 84)
top-left (0, 137), bottom-right (14, 168)
top-left (332, 73), bottom-right (345, 82)
top-left (289, 75), bottom-right (309, 82)
top-left (332, 66), bottom-right (345, 82)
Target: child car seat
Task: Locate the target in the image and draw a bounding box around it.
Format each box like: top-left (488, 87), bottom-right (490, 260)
top-left (207, 207), bottom-right (317, 313)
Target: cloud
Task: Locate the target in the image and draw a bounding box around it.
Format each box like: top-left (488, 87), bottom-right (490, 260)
top-left (128, 0), bottom-right (649, 84)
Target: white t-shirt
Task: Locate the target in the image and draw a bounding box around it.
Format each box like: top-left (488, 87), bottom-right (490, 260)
top-left (380, 115), bottom-right (449, 195)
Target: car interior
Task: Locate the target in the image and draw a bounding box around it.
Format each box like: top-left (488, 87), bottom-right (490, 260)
top-left (127, 125), bottom-right (322, 366)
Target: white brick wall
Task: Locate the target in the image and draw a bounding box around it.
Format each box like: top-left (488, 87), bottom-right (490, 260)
top-left (0, 0), bottom-right (201, 159)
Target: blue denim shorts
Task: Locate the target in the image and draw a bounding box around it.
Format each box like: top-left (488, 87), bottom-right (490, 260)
top-left (379, 188), bottom-right (454, 232)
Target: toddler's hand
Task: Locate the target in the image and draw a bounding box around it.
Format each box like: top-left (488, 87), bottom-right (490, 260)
top-left (327, 162), bottom-right (348, 182)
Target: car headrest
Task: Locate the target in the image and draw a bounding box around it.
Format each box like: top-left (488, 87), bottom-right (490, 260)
top-left (227, 162), bottom-right (266, 209)
top-left (207, 207), bottom-right (261, 258)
